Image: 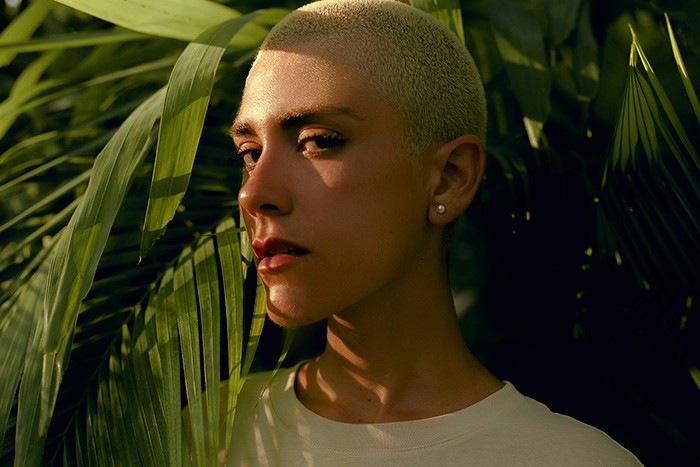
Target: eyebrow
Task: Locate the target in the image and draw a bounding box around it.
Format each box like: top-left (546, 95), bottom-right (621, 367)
top-left (230, 106), bottom-right (365, 139)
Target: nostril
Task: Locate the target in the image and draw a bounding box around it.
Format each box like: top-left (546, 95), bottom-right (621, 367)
top-left (237, 172), bottom-right (291, 215)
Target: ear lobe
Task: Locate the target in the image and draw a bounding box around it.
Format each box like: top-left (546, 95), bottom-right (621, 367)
top-left (429, 135), bottom-right (485, 225)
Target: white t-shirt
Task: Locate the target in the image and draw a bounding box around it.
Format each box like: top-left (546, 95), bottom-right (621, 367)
top-left (227, 365), bottom-right (642, 466)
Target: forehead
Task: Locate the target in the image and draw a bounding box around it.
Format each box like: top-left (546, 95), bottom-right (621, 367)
top-left (235, 49), bottom-right (391, 128)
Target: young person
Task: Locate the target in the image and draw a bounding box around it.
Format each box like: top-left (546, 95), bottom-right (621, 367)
top-left (228, 0), bottom-right (642, 464)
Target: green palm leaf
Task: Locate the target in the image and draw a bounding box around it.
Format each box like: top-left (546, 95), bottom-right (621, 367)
top-left (2, 1), bottom-right (695, 464)
top-left (140, 13), bottom-right (262, 257)
top-left (53, 0), bottom-right (243, 42)
top-left (5, 88), bottom-right (164, 466)
top-left (72, 216), bottom-right (268, 464)
top-left (665, 14), bottom-right (700, 124)
top-left (0, 2), bottom-right (289, 462)
top-left (0, 0), bottom-right (54, 67)
top-left (598, 21), bottom-right (700, 389)
top-left (0, 29), bottom-right (146, 55)
top-left (215, 218), bottom-right (246, 458)
top-left (0, 50), bottom-right (61, 140)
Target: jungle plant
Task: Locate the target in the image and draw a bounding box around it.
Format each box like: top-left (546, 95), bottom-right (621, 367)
top-left (0, 0), bottom-right (697, 464)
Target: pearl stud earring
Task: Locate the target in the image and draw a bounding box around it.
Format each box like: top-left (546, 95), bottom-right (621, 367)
top-left (436, 204), bottom-right (446, 215)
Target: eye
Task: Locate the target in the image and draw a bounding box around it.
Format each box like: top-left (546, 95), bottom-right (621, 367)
top-left (298, 131), bottom-right (346, 156)
top-left (236, 145), bottom-right (262, 170)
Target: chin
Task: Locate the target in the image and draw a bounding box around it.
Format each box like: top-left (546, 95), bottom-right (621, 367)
top-left (265, 302), bottom-right (324, 329)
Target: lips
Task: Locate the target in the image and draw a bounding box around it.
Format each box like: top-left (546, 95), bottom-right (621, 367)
top-left (252, 238), bottom-right (309, 273)
top-left (253, 238), bottom-right (309, 258)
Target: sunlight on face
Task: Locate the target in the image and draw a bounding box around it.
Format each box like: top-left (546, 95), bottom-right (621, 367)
top-left (234, 50), bottom-right (440, 327)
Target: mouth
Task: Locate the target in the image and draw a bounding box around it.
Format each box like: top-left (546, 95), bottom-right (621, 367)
top-left (252, 238), bottom-right (309, 274)
top-left (252, 238), bottom-right (310, 259)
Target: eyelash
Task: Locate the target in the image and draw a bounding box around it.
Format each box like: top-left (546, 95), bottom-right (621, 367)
top-left (299, 132), bottom-right (346, 155)
top-left (235, 147), bottom-right (261, 170)
top-left (235, 132), bottom-right (346, 170)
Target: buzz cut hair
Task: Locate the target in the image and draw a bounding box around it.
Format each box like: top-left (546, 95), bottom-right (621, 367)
top-left (254, 0), bottom-right (487, 156)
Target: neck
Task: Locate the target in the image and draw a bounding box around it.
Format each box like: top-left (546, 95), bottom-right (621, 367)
top-left (295, 267), bottom-right (503, 423)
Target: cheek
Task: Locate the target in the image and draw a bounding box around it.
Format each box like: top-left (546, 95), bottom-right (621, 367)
top-left (239, 208), bottom-right (255, 238)
top-left (323, 185), bottom-right (424, 264)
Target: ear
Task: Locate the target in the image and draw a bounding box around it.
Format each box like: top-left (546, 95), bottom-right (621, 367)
top-left (428, 135), bottom-right (485, 225)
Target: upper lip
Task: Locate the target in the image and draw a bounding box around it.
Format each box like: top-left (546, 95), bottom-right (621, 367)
top-left (252, 238), bottom-right (309, 259)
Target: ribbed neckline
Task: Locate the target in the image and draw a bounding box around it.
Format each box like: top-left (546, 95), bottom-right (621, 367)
top-left (266, 365), bottom-right (526, 453)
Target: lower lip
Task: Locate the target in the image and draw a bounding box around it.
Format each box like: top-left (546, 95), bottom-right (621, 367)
top-left (257, 253), bottom-right (306, 274)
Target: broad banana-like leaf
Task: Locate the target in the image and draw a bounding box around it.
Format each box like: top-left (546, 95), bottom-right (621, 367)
top-left (541, 0), bottom-right (582, 47)
top-left (410, 0), bottom-right (464, 45)
top-left (572, 1), bottom-right (599, 104)
top-left (485, 0), bottom-right (551, 148)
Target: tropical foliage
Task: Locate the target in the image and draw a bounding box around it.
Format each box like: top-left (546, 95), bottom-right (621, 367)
top-left (0, 0), bottom-right (698, 465)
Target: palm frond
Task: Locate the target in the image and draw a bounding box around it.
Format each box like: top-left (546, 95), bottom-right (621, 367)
top-left (664, 14), bottom-right (700, 125)
top-left (52, 0), bottom-right (245, 42)
top-left (598, 21), bottom-right (700, 389)
top-left (0, 1), bottom-right (290, 461)
top-left (0, 29), bottom-right (147, 56)
top-left (3, 88), bottom-right (164, 466)
top-left (67, 216), bottom-right (267, 464)
top-left (0, 0), bottom-right (54, 67)
top-left (140, 13), bottom-right (263, 257)
top-left (2, 1), bottom-right (695, 465)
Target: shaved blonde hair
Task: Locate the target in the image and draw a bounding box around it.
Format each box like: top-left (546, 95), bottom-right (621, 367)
top-left (254, 0), bottom-right (487, 156)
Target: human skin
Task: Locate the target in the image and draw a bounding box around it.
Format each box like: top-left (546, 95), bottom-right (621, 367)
top-left (233, 48), bottom-right (502, 423)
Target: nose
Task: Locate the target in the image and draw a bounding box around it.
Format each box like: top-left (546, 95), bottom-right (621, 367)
top-left (238, 148), bottom-right (292, 217)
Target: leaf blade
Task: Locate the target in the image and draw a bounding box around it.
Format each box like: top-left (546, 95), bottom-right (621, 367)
top-left (485, 0), bottom-right (551, 148)
top-left (140, 14), bottom-right (260, 256)
top-left (53, 0), bottom-right (239, 41)
top-left (0, 0), bottom-right (54, 67)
